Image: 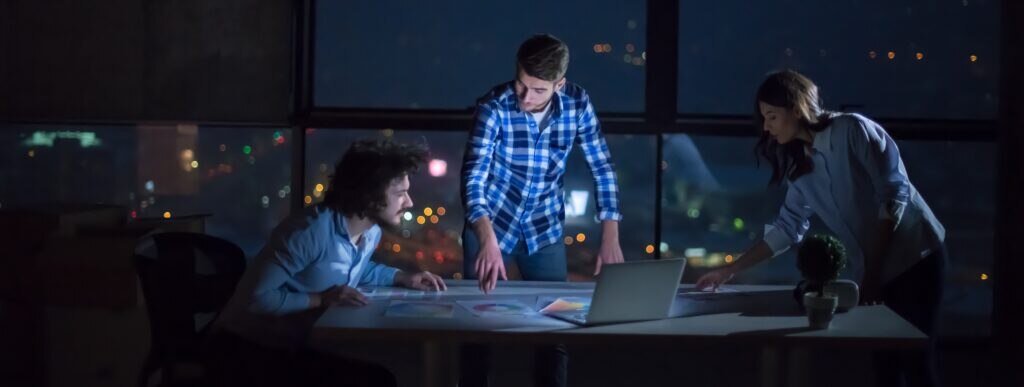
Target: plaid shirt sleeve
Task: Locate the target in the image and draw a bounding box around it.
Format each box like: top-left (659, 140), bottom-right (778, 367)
top-left (462, 100), bottom-right (500, 224)
top-left (576, 94), bottom-right (623, 222)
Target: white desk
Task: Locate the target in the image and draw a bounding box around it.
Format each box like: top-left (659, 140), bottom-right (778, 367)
top-left (312, 280), bottom-right (925, 387)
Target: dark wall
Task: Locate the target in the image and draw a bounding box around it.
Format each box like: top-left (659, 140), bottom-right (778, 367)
top-left (0, 0), bottom-right (292, 123)
top-left (996, 1), bottom-right (1024, 386)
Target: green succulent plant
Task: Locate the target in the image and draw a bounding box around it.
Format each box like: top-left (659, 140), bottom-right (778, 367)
top-left (796, 234), bottom-right (848, 296)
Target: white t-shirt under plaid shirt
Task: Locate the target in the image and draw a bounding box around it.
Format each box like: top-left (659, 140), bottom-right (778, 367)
top-left (462, 81), bottom-right (622, 255)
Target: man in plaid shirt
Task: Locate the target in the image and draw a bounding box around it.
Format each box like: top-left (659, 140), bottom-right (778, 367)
top-left (460, 34), bottom-right (624, 387)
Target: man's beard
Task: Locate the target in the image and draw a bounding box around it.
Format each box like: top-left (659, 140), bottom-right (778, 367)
top-left (368, 209), bottom-right (402, 233)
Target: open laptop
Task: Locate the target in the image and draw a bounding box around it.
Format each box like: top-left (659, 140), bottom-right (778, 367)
top-left (546, 258), bottom-right (686, 326)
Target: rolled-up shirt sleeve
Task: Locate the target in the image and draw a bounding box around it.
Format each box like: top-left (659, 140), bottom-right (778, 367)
top-left (576, 94), bottom-right (622, 221)
top-left (847, 116), bottom-right (909, 229)
top-left (462, 101), bottom-right (501, 224)
top-left (763, 184), bottom-right (815, 256)
top-left (357, 261), bottom-right (398, 286)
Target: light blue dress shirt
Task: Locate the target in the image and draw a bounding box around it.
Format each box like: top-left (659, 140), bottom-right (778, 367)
top-left (216, 205), bottom-right (398, 348)
top-left (762, 113), bottom-right (945, 284)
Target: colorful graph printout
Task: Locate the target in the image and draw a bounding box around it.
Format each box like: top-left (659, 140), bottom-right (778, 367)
top-left (456, 300), bottom-right (537, 318)
top-left (536, 296), bottom-right (592, 314)
top-left (385, 300), bottom-right (454, 318)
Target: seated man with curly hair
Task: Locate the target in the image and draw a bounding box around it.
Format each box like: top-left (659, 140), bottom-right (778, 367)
top-left (211, 139), bottom-right (446, 387)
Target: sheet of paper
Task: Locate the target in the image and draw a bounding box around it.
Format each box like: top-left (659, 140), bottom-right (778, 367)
top-left (358, 287), bottom-right (443, 298)
top-left (679, 286), bottom-right (739, 294)
top-left (358, 288), bottom-right (407, 298)
top-left (456, 300), bottom-right (538, 318)
top-left (535, 296), bottom-right (592, 314)
top-left (677, 287), bottom-right (753, 302)
top-left (384, 300), bottom-right (455, 318)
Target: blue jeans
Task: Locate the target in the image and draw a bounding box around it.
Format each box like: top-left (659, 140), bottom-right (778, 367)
top-left (461, 227), bottom-right (568, 282)
top-left (460, 226), bottom-right (568, 387)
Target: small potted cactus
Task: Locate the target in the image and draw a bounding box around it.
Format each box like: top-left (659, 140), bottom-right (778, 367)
top-left (795, 234), bottom-right (851, 329)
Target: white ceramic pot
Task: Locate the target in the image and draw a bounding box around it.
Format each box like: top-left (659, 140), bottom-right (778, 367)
top-left (803, 292), bottom-right (839, 330)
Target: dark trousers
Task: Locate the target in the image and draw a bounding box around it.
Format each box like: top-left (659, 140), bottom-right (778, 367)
top-left (205, 331), bottom-right (397, 387)
top-left (460, 227), bottom-right (569, 387)
top-left (874, 247), bottom-right (946, 387)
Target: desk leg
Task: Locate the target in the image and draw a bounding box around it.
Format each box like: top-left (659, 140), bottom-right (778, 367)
top-left (786, 348), bottom-right (808, 387)
top-left (761, 347), bottom-right (781, 387)
top-left (422, 340), bottom-right (456, 387)
top-left (761, 346), bottom-right (809, 387)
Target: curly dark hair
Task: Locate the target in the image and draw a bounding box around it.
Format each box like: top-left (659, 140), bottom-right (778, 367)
top-left (321, 140), bottom-right (427, 219)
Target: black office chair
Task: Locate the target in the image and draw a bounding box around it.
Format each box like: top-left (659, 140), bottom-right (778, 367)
top-left (134, 232), bottom-right (246, 387)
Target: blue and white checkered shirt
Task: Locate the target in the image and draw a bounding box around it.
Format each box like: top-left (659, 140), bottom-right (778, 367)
top-left (462, 81), bottom-right (622, 255)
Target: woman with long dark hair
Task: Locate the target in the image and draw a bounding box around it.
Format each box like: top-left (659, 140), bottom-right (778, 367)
top-left (696, 70), bottom-right (946, 387)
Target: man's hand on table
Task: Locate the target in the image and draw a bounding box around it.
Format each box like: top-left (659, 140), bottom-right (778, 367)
top-left (594, 220), bottom-right (625, 275)
top-left (594, 238), bottom-right (624, 276)
top-left (313, 285), bottom-right (368, 307)
top-left (395, 270), bottom-right (448, 291)
top-left (475, 240), bottom-right (507, 294)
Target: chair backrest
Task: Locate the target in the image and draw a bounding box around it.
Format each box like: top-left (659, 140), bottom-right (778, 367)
top-left (135, 232), bottom-right (246, 358)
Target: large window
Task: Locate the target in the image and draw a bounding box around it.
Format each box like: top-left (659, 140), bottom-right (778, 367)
top-left (661, 134), bottom-right (995, 336)
top-left (0, 124), bottom-right (292, 256)
top-left (304, 130), bottom-right (654, 281)
top-left (660, 134), bottom-right (798, 285)
top-left (677, 1), bottom-right (1000, 119)
top-left (314, 0), bottom-right (646, 111)
top-left (900, 140), bottom-right (995, 336)
top-left (562, 134), bottom-right (656, 279)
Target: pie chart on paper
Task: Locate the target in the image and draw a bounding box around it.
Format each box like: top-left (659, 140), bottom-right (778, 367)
top-left (472, 303), bottom-right (531, 314)
top-left (457, 300), bottom-right (537, 317)
top-left (385, 301), bottom-right (454, 318)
